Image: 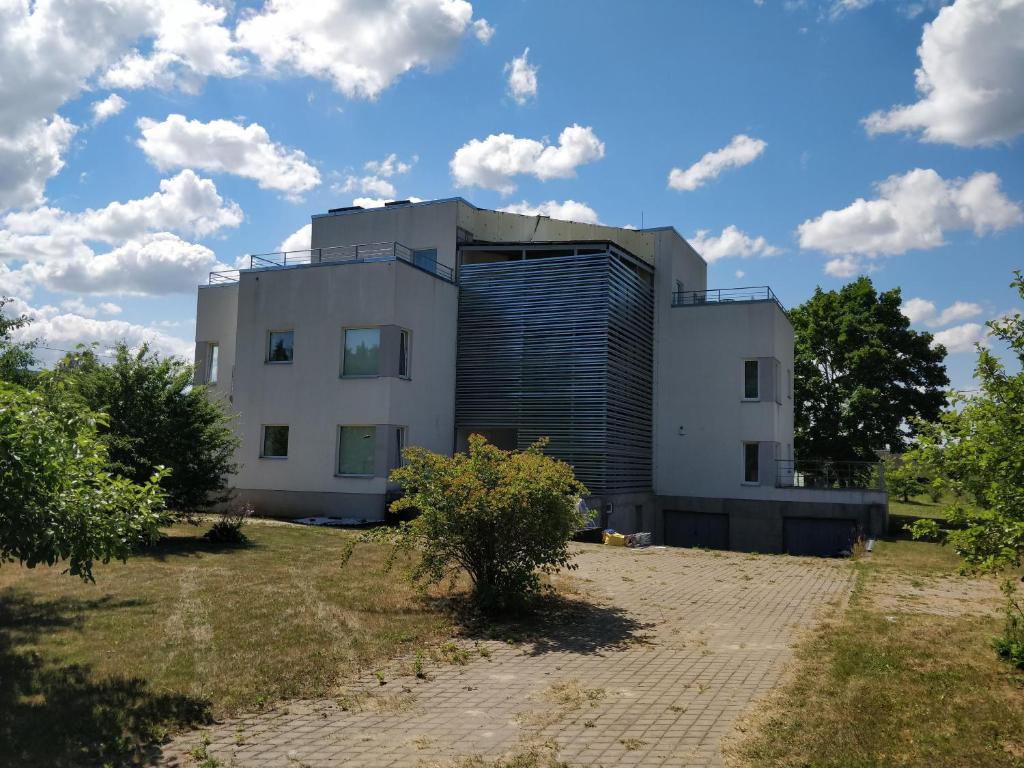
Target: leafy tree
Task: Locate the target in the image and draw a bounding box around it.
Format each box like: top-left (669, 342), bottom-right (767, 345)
top-left (791, 277), bottom-right (949, 461)
top-left (883, 454), bottom-right (924, 503)
top-left (51, 343), bottom-right (238, 514)
top-left (346, 435), bottom-right (590, 612)
top-left (0, 296), bottom-right (37, 385)
top-left (0, 382), bottom-right (167, 580)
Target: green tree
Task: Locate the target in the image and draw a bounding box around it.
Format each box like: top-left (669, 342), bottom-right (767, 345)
top-left (0, 296), bottom-right (37, 385)
top-left (51, 343), bottom-right (238, 514)
top-left (791, 277), bottom-right (949, 461)
top-left (0, 382), bottom-right (167, 580)
top-left (347, 435), bottom-right (590, 612)
top-left (883, 454), bottom-right (924, 503)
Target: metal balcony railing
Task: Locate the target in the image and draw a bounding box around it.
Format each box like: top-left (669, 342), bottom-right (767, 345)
top-left (776, 459), bottom-right (885, 491)
top-left (672, 285), bottom-right (784, 310)
top-left (207, 241), bottom-right (453, 285)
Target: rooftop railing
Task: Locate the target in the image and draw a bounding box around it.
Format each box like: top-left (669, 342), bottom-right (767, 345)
top-left (672, 285), bottom-right (784, 310)
top-left (207, 241), bottom-right (453, 285)
top-left (776, 459), bottom-right (885, 492)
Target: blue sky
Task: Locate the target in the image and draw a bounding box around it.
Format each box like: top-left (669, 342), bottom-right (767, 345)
top-left (1, 0), bottom-right (1021, 391)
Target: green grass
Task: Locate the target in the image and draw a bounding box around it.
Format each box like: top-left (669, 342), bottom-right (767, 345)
top-left (729, 538), bottom-right (1024, 767)
top-left (0, 521), bottom-right (455, 766)
top-left (887, 492), bottom-right (952, 520)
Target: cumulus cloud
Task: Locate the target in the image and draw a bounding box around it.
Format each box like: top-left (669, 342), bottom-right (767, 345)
top-left (688, 225), bottom-right (782, 263)
top-left (451, 124), bottom-right (605, 194)
top-left (863, 0), bottom-right (1024, 146)
top-left (278, 223), bottom-right (312, 253)
top-left (902, 297), bottom-right (983, 327)
top-left (0, 117), bottom-right (77, 211)
top-left (932, 322), bottom-right (988, 353)
top-left (824, 255), bottom-right (868, 278)
top-left (236, 0), bottom-right (485, 99)
top-left (473, 18), bottom-right (495, 43)
top-left (668, 134), bottom-right (766, 192)
top-left (91, 94), bottom-right (128, 124)
top-left (352, 196), bottom-right (423, 209)
top-left (137, 114), bottom-right (321, 198)
top-left (335, 153), bottom-right (416, 198)
top-left (498, 200), bottom-right (600, 224)
top-left (798, 168), bottom-right (1023, 257)
top-left (505, 48), bottom-right (538, 104)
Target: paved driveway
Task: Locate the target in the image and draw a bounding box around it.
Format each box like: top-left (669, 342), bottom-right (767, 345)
top-left (162, 545), bottom-right (850, 767)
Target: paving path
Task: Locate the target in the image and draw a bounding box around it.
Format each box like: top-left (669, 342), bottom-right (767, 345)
top-left (161, 545), bottom-right (851, 767)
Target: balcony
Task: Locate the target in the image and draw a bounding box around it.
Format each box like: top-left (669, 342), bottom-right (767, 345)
top-left (208, 241), bottom-right (453, 285)
top-left (672, 285), bottom-right (784, 311)
top-left (776, 459), bottom-right (885, 492)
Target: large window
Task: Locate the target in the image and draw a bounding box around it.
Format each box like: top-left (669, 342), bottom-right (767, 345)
top-left (338, 426), bottom-right (376, 475)
top-left (268, 330), bottom-right (294, 363)
top-left (743, 360), bottom-right (759, 400)
top-left (261, 425), bottom-right (289, 458)
top-left (342, 327), bottom-right (380, 376)
top-left (207, 343), bottom-right (219, 384)
top-left (743, 442), bottom-right (759, 484)
top-left (398, 329), bottom-right (410, 378)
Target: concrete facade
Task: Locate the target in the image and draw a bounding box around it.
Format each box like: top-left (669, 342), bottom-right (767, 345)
top-left (195, 197), bottom-right (886, 551)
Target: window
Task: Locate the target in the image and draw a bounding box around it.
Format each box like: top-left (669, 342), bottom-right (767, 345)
top-left (412, 248), bottom-right (438, 270)
top-left (787, 368), bottom-right (792, 399)
top-left (342, 327), bottom-right (380, 376)
top-left (393, 426), bottom-right (407, 470)
top-left (338, 426), bottom-right (377, 475)
top-left (268, 330), bottom-right (294, 363)
top-left (744, 442), bottom-right (759, 484)
top-left (398, 329), bottom-right (410, 378)
top-left (743, 360), bottom-right (759, 400)
top-left (207, 343), bottom-right (219, 384)
top-left (261, 425), bottom-right (289, 458)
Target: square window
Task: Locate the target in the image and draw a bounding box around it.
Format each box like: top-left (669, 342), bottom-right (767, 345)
top-left (399, 329), bottom-right (410, 378)
top-left (338, 426), bottom-right (377, 475)
top-left (207, 343), bottom-right (219, 384)
top-left (744, 442), bottom-right (759, 484)
top-left (261, 425), bottom-right (289, 458)
top-left (268, 331), bottom-right (294, 363)
top-left (342, 328), bottom-right (380, 376)
top-left (744, 360), bottom-right (759, 400)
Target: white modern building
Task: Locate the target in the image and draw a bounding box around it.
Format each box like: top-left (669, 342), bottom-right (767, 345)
top-left (195, 198), bottom-right (887, 555)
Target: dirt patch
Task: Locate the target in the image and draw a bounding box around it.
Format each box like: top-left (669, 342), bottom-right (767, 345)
top-left (871, 572), bottom-right (1002, 617)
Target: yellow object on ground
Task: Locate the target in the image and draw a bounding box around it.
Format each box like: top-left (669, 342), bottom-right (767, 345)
top-left (602, 531), bottom-right (627, 546)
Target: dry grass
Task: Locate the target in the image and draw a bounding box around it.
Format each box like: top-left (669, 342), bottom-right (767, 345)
top-left (726, 538), bottom-right (1024, 768)
top-left (0, 521), bottom-right (456, 765)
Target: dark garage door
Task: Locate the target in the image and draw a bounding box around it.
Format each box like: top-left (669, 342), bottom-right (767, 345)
top-left (783, 517), bottom-right (859, 557)
top-left (663, 511), bottom-right (730, 550)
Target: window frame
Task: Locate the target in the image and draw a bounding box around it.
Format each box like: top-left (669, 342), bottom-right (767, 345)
top-left (266, 329), bottom-right (295, 364)
top-left (336, 424), bottom-right (378, 477)
top-left (207, 342), bottom-right (219, 384)
top-left (341, 326), bottom-right (382, 378)
top-left (260, 424), bottom-right (290, 459)
top-left (398, 329), bottom-right (411, 379)
top-left (742, 359), bottom-right (760, 401)
top-left (742, 441), bottom-right (760, 485)
top-left (392, 426), bottom-right (407, 471)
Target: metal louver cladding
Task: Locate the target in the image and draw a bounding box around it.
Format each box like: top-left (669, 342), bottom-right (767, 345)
top-left (455, 250), bottom-right (654, 494)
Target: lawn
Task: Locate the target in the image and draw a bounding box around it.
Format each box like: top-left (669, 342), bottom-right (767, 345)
top-left (728, 537), bottom-right (1024, 768)
top-left (0, 521), bottom-right (457, 766)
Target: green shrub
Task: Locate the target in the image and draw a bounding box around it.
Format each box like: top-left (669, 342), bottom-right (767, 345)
top-left (884, 455), bottom-right (924, 502)
top-left (994, 580), bottom-right (1024, 669)
top-left (346, 435), bottom-right (590, 613)
top-left (204, 503), bottom-right (254, 545)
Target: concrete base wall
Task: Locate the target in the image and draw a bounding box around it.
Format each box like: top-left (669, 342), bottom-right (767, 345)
top-left (233, 488), bottom-right (387, 521)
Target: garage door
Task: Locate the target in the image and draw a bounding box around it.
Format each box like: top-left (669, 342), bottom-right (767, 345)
top-left (783, 517), bottom-right (859, 557)
top-left (663, 510), bottom-right (730, 550)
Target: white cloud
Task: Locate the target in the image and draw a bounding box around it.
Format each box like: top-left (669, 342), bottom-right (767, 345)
top-left (450, 124), bottom-right (605, 194)
top-left (932, 322), bottom-right (988, 353)
top-left (668, 134), bottom-right (766, 192)
top-left (824, 255), bottom-right (867, 278)
top-left (352, 196), bottom-right (423, 209)
top-left (99, 0), bottom-right (246, 93)
top-left (91, 94), bottom-right (127, 125)
top-left (798, 169), bottom-right (1023, 257)
top-left (830, 0), bottom-right (874, 19)
top-left (236, 0), bottom-right (483, 99)
top-left (863, 0), bottom-right (1024, 146)
top-left (99, 302), bottom-right (123, 315)
top-left (278, 223), bottom-right (312, 253)
top-left (137, 114), bottom-right (321, 197)
top-left (498, 200), bottom-right (600, 225)
top-left (505, 48), bottom-right (538, 104)
top-left (735, 269), bottom-right (746, 279)
top-left (0, 117), bottom-right (77, 210)
top-left (334, 153), bottom-right (416, 200)
top-left (688, 225), bottom-right (782, 263)
top-left (902, 297), bottom-right (983, 327)
top-left (473, 18), bottom-right (495, 44)
top-left (364, 153), bottom-right (416, 177)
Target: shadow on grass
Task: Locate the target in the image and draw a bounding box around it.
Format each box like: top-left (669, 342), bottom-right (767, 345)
top-left (0, 590), bottom-right (210, 767)
top-left (134, 532), bottom-right (258, 561)
top-left (449, 592), bottom-right (653, 657)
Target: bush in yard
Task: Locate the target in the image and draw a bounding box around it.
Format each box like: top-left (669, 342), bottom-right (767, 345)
top-left (0, 382), bottom-right (167, 580)
top-left (48, 343), bottom-right (238, 515)
top-left (204, 503), bottom-right (254, 545)
top-left (346, 434), bottom-right (590, 613)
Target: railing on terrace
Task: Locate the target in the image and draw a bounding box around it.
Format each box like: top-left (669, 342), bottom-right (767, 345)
top-left (672, 285), bottom-right (784, 310)
top-left (207, 241), bottom-right (453, 285)
top-left (776, 459), bottom-right (885, 492)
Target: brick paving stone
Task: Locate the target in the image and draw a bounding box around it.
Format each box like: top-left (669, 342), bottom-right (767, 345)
top-left (159, 545), bottom-right (850, 767)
